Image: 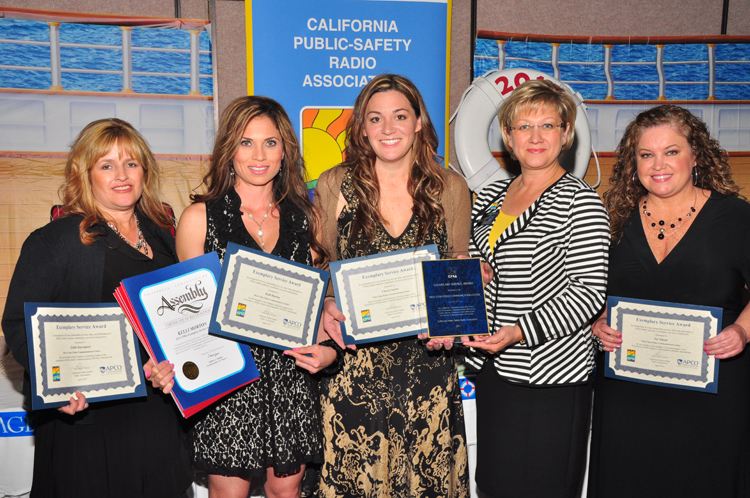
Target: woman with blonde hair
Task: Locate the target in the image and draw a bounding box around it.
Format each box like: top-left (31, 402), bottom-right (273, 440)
top-left (315, 73), bottom-right (471, 497)
top-left (2, 118), bottom-right (192, 497)
top-left (171, 95), bottom-right (337, 498)
top-left (465, 79), bottom-right (610, 498)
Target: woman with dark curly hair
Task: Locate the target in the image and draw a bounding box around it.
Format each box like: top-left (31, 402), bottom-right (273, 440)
top-left (314, 74), bottom-right (471, 497)
top-left (588, 104), bottom-right (750, 497)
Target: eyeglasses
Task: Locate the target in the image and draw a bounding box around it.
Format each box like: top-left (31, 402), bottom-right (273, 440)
top-left (508, 123), bottom-right (565, 135)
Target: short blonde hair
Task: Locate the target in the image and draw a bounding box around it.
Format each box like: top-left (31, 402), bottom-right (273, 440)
top-left (498, 79), bottom-right (577, 159)
top-left (60, 118), bottom-right (171, 244)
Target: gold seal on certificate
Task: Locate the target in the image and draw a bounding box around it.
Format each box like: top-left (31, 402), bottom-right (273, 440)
top-left (24, 303), bottom-right (146, 410)
top-left (182, 361), bottom-right (200, 380)
top-left (605, 296), bottom-right (722, 393)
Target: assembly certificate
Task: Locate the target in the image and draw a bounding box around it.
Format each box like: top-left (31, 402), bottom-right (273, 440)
top-left (604, 296), bottom-right (722, 393)
top-left (209, 242), bottom-right (329, 350)
top-left (329, 244), bottom-right (440, 344)
top-left (24, 303), bottom-right (145, 410)
top-left (136, 265), bottom-right (247, 394)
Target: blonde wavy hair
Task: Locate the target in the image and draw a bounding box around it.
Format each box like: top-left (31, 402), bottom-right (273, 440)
top-left (498, 79), bottom-right (577, 160)
top-left (342, 73), bottom-right (445, 248)
top-left (60, 118), bottom-right (172, 245)
top-left (605, 104), bottom-right (742, 242)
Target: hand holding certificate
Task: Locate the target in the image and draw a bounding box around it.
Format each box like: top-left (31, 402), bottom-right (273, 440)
top-left (209, 242), bottom-right (329, 350)
top-left (604, 296), bottom-right (722, 393)
top-left (24, 303), bottom-right (146, 410)
top-left (115, 252), bottom-right (259, 417)
top-left (329, 245), bottom-right (439, 344)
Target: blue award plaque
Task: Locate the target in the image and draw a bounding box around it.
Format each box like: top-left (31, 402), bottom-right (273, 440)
top-left (422, 258), bottom-right (489, 338)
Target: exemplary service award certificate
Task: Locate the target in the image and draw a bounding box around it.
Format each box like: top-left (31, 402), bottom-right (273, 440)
top-left (24, 303), bottom-right (146, 410)
top-left (422, 258), bottom-right (489, 338)
top-left (329, 245), bottom-right (439, 344)
top-left (605, 296), bottom-right (722, 393)
top-left (116, 252), bottom-right (259, 417)
top-left (209, 242), bottom-right (329, 350)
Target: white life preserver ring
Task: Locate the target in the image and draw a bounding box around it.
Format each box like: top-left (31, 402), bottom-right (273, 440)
top-left (453, 68), bottom-right (592, 194)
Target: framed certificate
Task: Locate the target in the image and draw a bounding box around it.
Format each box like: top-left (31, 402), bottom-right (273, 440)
top-left (116, 252), bottom-right (259, 418)
top-left (209, 242), bottom-right (329, 350)
top-left (24, 303), bottom-right (146, 410)
top-left (605, 296), bottom-right (722, 393)
top-left (329, 244), bottom-right (439, 345)
top-left (422, 258), bottom-right (490, 338)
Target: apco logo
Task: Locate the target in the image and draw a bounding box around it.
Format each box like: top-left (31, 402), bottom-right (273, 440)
top-left (236, 303), bottom-right (247, 317)
top-left (156, 281), bottom-right (208, 316)
top-left (677, 358), bottom-right (699, 367)
top-left (283, 318), bottom-right (302, 328)
top-left (0, 411), bottom-right (33, 437)
top-left (361, 309), bottom-right (372, 322)
top-left (99, 365), bottom-right (124, 373)
top-left (627, 349), bottom-right (636, 362)
top-left (52, 366), bottom-right (60, 381)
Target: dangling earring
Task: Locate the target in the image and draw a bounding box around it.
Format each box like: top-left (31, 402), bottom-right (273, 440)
top-left (229, 162), bottom-right (236, 181)
top-left (692, 167), bottom-right (699, 186)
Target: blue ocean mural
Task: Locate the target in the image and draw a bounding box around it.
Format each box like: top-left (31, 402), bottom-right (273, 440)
top-left (0, 19), bottom-right (213, 95)
top-left (474, 37), bottom-right (750, 101)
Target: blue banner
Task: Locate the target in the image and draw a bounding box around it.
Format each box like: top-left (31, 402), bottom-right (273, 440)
top-left (0, 411), bottom-right (33, 438)
top-left (247, 0), bottom-right (450, 185)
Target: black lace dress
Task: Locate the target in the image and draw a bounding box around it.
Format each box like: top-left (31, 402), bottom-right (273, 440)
top-left (188, 189), bottom-right (323, 481)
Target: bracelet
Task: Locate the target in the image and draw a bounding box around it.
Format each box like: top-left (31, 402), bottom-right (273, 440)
top-left (592, 333), bottom-right (604, 352)
top-left (319, 339), bottom-right (345, 375)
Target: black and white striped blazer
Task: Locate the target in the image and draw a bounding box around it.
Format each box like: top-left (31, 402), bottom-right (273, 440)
top-left (466, 173), bottom-right (610, 385)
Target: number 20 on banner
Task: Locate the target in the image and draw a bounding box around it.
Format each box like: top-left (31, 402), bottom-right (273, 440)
top-left (494, 71), bottom-right (545, 95)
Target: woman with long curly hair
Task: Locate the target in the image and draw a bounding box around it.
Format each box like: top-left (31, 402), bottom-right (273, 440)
top-left (167, 96), bottom-right (337, 498)
top-left (3, 118), bottom-right (192, 497)
top-left (314, 74), bottom-right (471, 497)
top-left (588, 104), bottom-right (750, 497)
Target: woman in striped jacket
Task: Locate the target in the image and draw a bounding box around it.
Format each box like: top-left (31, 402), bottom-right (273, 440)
top-left (464, 79), bottom-right (610, 498)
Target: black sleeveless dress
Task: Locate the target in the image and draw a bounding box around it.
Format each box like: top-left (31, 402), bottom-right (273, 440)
top-left (188, 189), bottom-right (323, 480)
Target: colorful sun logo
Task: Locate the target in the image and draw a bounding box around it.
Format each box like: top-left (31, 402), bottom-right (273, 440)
top-left (301, 107), bottom-right (351, 189)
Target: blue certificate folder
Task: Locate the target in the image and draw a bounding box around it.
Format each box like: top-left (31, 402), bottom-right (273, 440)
top-left (329, 244), bottom-right (440, 345)
top-left (422, 258), bottom-right (490, 338)
top-left (116, 252), bottom-right (259, 417)
top-left (24, 303), bottom-right (147, 410)
top-left (604, 296), bottom-right (722, 394)
top-left (208, 242), bottom-right (329, 350)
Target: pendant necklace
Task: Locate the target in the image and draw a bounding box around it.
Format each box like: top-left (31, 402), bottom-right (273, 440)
top-left (642, 190), bottom-right (697, 240)
top-left (241, 202), bottom-right (273, 250)
top-left (107, 213), bottom-right (148, 256)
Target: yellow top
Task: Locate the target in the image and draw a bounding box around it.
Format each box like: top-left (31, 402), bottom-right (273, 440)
top-left (489, 210), bottom-right (518, 254)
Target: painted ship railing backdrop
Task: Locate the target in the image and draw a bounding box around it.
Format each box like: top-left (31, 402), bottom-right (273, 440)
top-left (0, 12), bottom-right (212, 96)
top-left (475, 31), bottom-right (750, 101)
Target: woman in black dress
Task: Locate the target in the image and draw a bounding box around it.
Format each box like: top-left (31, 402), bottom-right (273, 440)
top-left (171, 96), bottom-right (337, 498)
top-left (589, 105), bottom-right (750, 497)
top-left (2, 118), bottom-right (192, 498)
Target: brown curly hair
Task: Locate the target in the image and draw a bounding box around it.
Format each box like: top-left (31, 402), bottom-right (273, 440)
top-left (191, 96), bottom-right (327, 265)
top-left (605, 104), bottom-right (742, 242)
top-left (60, 118), bottom-right (173, 245)
top-left (342, 73), bottom-right (445, 249)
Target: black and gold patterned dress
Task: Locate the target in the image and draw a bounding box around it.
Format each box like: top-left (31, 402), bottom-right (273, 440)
top-left (188, 188), bottom-right (323, 485)
top-left (315, 167), bottom-right (470, 498)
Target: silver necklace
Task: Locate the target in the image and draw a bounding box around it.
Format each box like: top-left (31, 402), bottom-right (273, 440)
top-left (107, 213), bottom-right (148, 256)
top-left (241, 202), bottom-right (273, 250)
